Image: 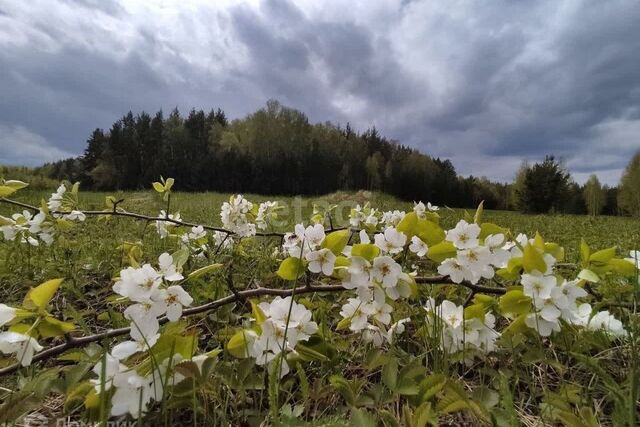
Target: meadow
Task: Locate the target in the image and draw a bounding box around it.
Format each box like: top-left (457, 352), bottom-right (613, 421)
top-left (0, 186), bottom-right (638, 426)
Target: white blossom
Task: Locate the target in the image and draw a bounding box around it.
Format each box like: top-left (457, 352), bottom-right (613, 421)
top-left (446, 220), bottom-right (480, 249)
top-left (374, 227), bottom-right (407, 255)
top-left (0, 332), bottom-right (43, 366)
top-left (306, 248), bottom-right (336, 276)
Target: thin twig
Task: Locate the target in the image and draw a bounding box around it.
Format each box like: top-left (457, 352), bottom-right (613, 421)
top-left (0, 275), bottom-right (506, 376)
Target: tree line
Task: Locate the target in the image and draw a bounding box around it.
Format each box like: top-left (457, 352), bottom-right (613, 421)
top-left (37, 100), bottom-right (640, 216)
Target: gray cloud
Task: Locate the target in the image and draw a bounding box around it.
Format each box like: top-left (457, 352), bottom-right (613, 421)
top-left (0, 0), bottom-right (639, 185)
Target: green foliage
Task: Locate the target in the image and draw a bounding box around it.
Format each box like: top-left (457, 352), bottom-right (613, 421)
top-left (277, 257), bottom-right (306, 280)
top-left (583, 174), bottom-right (606, 216)
top-left (0, 185), bottom-right (639, 426)
top-left (516, 155), bottom-right (572, 214)
top-left (617, 151), bottom-right (640, 216)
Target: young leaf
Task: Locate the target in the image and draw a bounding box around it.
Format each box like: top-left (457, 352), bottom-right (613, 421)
top-left (577, 269), bottom-right (600, 283)
top-left (351, 244), bottom-right (380, 262)
top-left (226, 330), bottom-right (254, 358)
top-left (322, 229), bottom-right (351, 256)
top-left (474, 200), bottom-right (484, 224)
top-left (277, 257), bottom-right (305, 280)
top-left (580, 239), bottom-right (590, 267)
top-left (426, 240), bottom-right (457, 263)
top-left (499, 289), bottom-right (531, 316)
top-left (397, 212), bottom-right (418, 238)
top-left (523, 244), bottom-right (546, 274)
top-left (589, 246), bottom-right (616, 264)
top-left (23, 278), bottom-right (64, 310)
top-left (152, 182), bottom-right (165, 193)
top-left (187, 263), bottom-right (224, 280)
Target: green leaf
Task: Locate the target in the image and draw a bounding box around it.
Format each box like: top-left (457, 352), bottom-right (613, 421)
top-left (295, 343), bottom-right (329, 362)
top-left (589, 247), bottom-right (616, 264)
top-left (226, 329), bottom-right (254, 358)
top-left (351, 244), bottom-right (380, 262)
top-left (415, 219), bottom-right (445, 246)
top-left (0, 186), bottom-right (18, 198)
top-left (436, 381), bottom-right (471, 414)
top-left (277, 257), bottom-right (305, 281)
top-left (23, 278), bottom-right (64, 310)
top-left (164, 177), bottom-right (175, 191)
top-left (464, 304), bottom-right (485, 321)
top-left (250, 300), bottom-right (267, 325)
top-left (336, 317), bottom-right (351, 331)
top-left (479, 223), bottom-right (506, 240)
top-left (426, 240), bottom-right (457, 263)
top-left (608, 258), bottom-right (637, 276)
top-left (350, 408), bottom-right (377, 427)
top-left (420, 374), bottom-right (447, 401)
top-left (322, 229), bottom-right (351, 256)
top-left (152, 182), bottom-right (165, 192)
top-left (544, 242), bottom-right (565, 262)
top-left (38, 316), bottom-right (75, 338)
top-left (4, 180), bottom-right (29, 190)
top-left (171, 247), bottom-right (190, 269)
top-left (499, 289), bottom-right (531, 316)
top-left (580, 239), bottom-right (590, 267)
top-left (523, 244), bottom-right (546, 274)
top-left (577, 269), bottom-right (600, 283)
top-left (64, 381), bottom-right (94, 413)
top-left (187, 263), bottom-right (223, 280)
top-left (330, 375), bottom-right (357, 406)
top-left (397, 212), bottom-right (418, 238)
top-left (473, 201), bottom-right (484, 224)
top-left (382, 358), bottom-right (398, 390)
top-left (472, 294), bottom-right (496, 310)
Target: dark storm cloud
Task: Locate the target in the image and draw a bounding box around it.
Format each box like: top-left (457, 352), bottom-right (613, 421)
top-left (1, 0), bottom-right (639, 184)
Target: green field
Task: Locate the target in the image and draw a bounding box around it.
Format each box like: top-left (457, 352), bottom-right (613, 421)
top-left (3, 189), bottom-right (639, 259)
top-left (1, 189), bottom-right (638, 425)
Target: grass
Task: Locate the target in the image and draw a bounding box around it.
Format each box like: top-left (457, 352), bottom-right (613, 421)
top-left (0, 189), bottom-right (638, 426)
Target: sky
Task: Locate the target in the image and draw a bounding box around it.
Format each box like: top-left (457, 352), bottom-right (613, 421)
top-left (1, 0), bottom-right (639, 185)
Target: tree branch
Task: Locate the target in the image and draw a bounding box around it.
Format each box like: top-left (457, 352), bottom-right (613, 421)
top-left (0, 275), bottom-right (506, 377)
top-left (0, 197), bottom-right (353, 238)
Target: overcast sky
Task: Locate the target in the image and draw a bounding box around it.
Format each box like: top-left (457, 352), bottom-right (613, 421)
top-left (1, 0), bottom-right (639, 185)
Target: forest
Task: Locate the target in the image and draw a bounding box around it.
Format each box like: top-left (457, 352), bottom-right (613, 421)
top-left (37, 100), bottom-right (637, 216)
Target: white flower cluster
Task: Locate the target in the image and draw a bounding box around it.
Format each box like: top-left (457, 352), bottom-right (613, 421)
top-left (155, 210), bottom-right (182, 239)
top-left (245, 296), bottom-right (318, 377)
top-left (255, 201), bottom-right (279, 230)
top-left (338, 230), bottom-right (413, 346)
top-left (381, 210), bottom-right (405, 227)
top-left (522, 273), bottom-right (586, 336)
top-left (0, 331), bottom-right (43, 367)
top-left (413, 201), bottom-right (438, 218)
top-left (47, 183), bottom-right (86, 221)
top-left (438, 220), bottom-right (511, 284)
top-left (111, 253), bottom-right (192, 359)
top-left (349, 204), bottom-right (379, 228)
top-left (92, 352), bottom-right (209, 417)
top-left (283, 224), bottom-right (338, 276)
top-left (424, 299), bottom-right (500, 356)
top-left (521, 271), bottom-right (627, 338)
top-left (1, 183), bottom-right (90, 247)
top-left (179, 225), bottom-right (209, 256)
top-left (0, 304), bottom-right (44, 367)
top-left (220, 195), bottom-right (256, 237)
top-left (1, 210), bottom-right (54, 246)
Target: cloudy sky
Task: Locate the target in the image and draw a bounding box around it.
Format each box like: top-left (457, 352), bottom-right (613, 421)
top-left (1, 0), bottom-right (639, 184)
